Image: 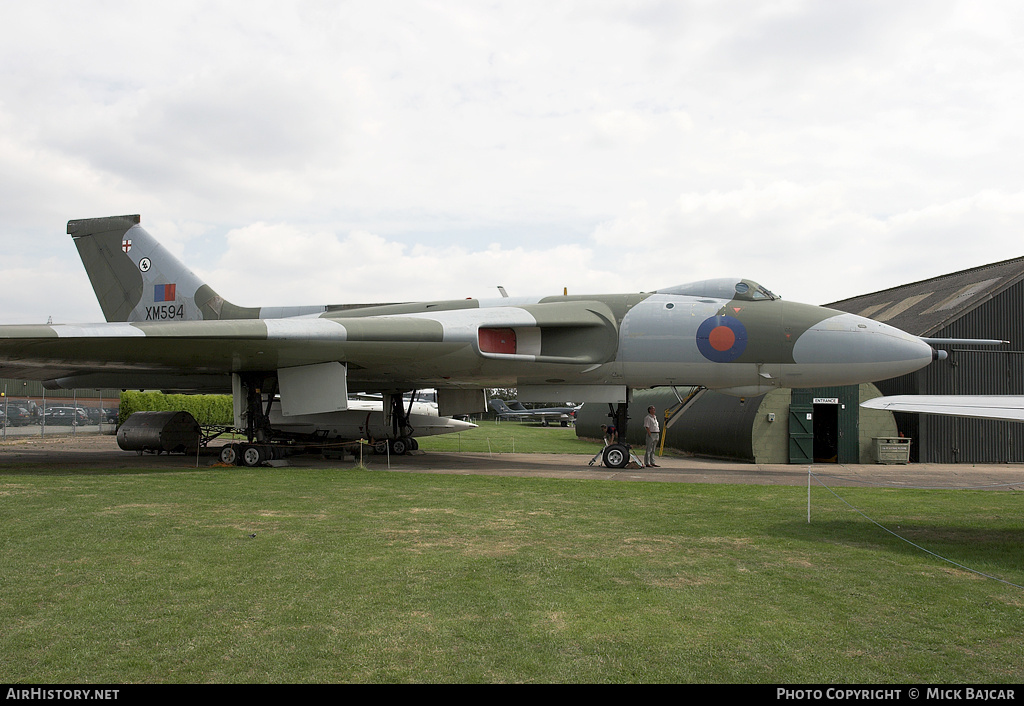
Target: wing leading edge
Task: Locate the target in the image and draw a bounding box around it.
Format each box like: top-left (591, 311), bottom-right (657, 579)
top-left (861, 395), bottom-right (1024, 422)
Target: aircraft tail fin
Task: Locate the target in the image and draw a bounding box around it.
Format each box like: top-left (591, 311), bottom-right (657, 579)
top-left (488, 398), bottom-right (514, 415)
top-left (68, 215), bottom-right (257, 322)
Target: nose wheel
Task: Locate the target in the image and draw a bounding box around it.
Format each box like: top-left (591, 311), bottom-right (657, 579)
top-left (602, 443), bottom-right (630, 468)
top-left (601, 399), bottom-right (634, 468)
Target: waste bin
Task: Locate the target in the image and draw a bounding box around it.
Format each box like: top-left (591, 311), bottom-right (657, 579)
top-left (874, 437), bottom-right (911, 464)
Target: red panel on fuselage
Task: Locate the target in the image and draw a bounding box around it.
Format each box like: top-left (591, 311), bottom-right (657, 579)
top-left (479, 327), bottom-right (517, 354)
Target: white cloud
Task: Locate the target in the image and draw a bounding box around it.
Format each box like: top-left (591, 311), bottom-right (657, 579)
top-left (0, 0), bottom-right (1022, 325)
top-left (196, 222), bottom-right (611, 306)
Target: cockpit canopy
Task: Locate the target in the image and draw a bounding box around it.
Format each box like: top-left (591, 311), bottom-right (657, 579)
top-left (656, 278), bottom-right (779, 301)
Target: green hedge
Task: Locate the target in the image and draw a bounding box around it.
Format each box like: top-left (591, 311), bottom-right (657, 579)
top-left (119, 392), bottom-right (233, 426)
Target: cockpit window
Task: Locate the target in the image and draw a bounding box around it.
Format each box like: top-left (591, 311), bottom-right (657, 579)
top-left (656, 278), bottom-right (778, 301)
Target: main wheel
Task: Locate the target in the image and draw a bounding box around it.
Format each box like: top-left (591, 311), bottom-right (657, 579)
top-left (241, 444), bottom-right (265, 467)
top-left (220, 444), bottom-right (239, 465)
top-left (602, 443), bottom-right (629, 469)
top-left (390, 437), bottom-right (412, 455)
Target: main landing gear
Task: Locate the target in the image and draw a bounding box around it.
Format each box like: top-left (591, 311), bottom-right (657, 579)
top-left (372, 435), bottom-right (418, 456)
top-left (219, 377), bottom-right (426, 465)
top-left (372, 391), bottom-right (419, 456)
top-left (220, 442), bottom-right (277, 467)
top-left (216, 374), bottom-right (279, 466)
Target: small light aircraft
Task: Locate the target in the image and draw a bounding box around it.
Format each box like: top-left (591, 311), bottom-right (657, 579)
top-left (0, 215), bottom-right (941, 467)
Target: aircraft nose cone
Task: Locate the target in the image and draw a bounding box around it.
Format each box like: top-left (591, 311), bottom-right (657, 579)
top-left (450, 417), bottom-right (478, 432)
top-left (792, 312), bottom-right (933, 384)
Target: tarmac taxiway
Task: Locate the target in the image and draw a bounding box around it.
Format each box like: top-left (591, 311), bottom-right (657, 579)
top-left (1, 432), bottom-right (1022, 491)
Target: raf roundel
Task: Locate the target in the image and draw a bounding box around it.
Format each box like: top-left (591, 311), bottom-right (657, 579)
top-left (696, 315), bottom-right (748, 363)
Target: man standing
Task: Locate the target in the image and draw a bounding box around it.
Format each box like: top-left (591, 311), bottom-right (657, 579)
top-left (644, 405), bottom-right (660, 467)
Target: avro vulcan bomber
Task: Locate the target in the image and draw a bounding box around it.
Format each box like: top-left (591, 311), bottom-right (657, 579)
top-left (0, 215), bottom-right (939, 467)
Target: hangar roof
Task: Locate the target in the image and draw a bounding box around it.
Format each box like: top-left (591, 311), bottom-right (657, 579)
top-left (827, 255), bottom-right (1024, 336)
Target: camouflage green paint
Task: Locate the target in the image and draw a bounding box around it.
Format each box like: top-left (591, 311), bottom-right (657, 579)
top-left (69, 215), bottom-right (144, 322)
top-left (0, 216), bottom-right (937, 400)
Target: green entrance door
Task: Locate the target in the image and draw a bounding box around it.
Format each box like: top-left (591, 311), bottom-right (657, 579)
top-left (790, 387), bottom-right (860, 464)
top-left (788, 404), bottom-right (814, 463)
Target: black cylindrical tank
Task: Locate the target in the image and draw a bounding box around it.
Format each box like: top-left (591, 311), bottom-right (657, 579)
top-left (116, 411), bottom-right (200, 454)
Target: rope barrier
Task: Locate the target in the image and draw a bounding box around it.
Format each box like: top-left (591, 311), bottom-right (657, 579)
top-left (807, 468), bottom-right (1024, 590)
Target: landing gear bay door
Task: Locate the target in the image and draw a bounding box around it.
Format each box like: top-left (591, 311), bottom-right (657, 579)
top-left (278, 362), bottom-right (349, 417)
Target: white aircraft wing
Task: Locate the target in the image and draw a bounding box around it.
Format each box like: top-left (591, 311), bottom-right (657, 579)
top-left (861, 395), bottom-right (1024, 422)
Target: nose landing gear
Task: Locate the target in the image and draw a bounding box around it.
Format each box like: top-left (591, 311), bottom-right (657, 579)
top-left (602, 443), bottom-right (630, 468)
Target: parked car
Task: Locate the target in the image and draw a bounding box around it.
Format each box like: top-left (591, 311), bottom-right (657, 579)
top-left (43, 406), bottom-right (91, 426)
top-left (3, 406), bottom-right (31, 426)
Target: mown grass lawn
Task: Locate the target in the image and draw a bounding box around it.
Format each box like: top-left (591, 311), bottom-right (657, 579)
top-left (0, 459), bottom-right (1021, 683)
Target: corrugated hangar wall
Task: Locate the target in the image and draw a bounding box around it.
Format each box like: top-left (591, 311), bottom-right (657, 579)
top-left (829, 256), bottom-right (1024, 464)
top-left (575, 385), bottom-right (897, 464)
top-left (0, 378), bottom-right (122, 400)
top-left (883, 282), bottom-right (1024, 464)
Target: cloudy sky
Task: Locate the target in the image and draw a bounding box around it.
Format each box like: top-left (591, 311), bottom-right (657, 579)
top-left (1, 0), bottom-right (1023, 323)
